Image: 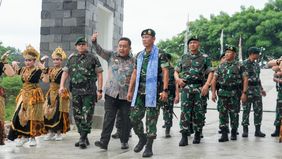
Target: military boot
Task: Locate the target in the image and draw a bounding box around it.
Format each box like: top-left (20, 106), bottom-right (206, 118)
top-left (179, 132), bottom-right (188, 146)
top-left (218, 127), bottom-right (229, 142)
top-left (230, 128), bottom-right (237, 140)
top-left (271, 126), bottom-right (280, 137)
top-left (193, 131), bottom-right (201, 144)
top-left (75, 136), bottom-right (90, 147)
top-left (111, 130), bottom-right (120, 139)
top-left (142, 138), bottom-right (154, 157)
top-left (165, 127), bottom-right (171, 138)
top-left (255, 125), bottom-right (266, 137)
top-left (242, 126), bottom-right (248, 138)
top-left (134, 134), bottom-right (147, 153)
top-left (79, 132), bottom-right (87, 149)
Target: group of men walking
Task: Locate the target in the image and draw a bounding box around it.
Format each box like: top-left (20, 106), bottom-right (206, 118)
top-left (0, 28), bottom-right (281, 158)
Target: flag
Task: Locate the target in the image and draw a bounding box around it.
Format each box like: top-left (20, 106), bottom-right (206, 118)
top-left (220, 29), bottom-right (224, 55)
top-left (238, 35), bottom-right (243, 61)
top-left (184, 14), bottom-right (190, 55)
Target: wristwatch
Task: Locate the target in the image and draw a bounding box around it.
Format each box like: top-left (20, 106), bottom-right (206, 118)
top-left (242, 91), bottom-right (247, 94)
top-left (163, 88), bottom-right (169, 93)
top-left (98, 89), bottom-right (103, 93)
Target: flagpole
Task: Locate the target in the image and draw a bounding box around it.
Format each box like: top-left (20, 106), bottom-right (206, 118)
top-left (238, 35), bottom-right (243, 62)
top-left (220, 29), bottom-right (224, 55)
top-left (184, 14), bottom-right (189, 55)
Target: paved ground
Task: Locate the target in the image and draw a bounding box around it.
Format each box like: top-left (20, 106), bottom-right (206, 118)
top-left (0, 69), bottom-right (282, 159)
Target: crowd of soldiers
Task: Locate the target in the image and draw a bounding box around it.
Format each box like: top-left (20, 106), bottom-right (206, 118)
top-left (0, 28), bottom-right (281, 158)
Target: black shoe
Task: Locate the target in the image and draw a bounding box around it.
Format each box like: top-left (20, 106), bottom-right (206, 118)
top-left (179, 132), bottom-right (188, 146)
top-left (79, 132), bottom-right (88, 149)
top-left (218, 127), bottom-right (229, 142)
top-left (242, 126), bottom-right (248, 138)
top-left (95, 141), bottom-right (108, 150)
top-left (271, 126), bottom-right (280, 137)
top-left (193, 131), bottom-right (201, 144)
top-left (112, 131), bottom-right (120, 139)
top-left (75, 136), bottom-right (90, 147)
top-left (255, 125), bottom-right (266, 137)
top-left (162, 124), bottom-right (166, 128)
top-left (142, 138), bottom-right (153, 157)
top-left (230, 129), bottom-right (237, 140)
top-left (121, 142), bottom-right (129, 149)
top-left (134, 134), bottom-right (147, 153)
top-left (165, 127), bottom-right (171, 138)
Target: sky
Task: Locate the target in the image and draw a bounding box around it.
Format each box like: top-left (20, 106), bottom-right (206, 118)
top-left (0, 0), bottom-right (269, 52)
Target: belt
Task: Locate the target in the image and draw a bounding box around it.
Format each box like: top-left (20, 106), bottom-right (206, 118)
top-left (248, 81), bottom-right (260, 86)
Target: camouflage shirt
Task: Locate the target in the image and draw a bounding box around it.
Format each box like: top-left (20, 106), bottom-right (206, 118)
top-left (135, 50), bottom-right (169, 94)
top-left (274, 71), bottom-right (282, 92)
top-left (93, 42), bottom-right (135, 100)
top-left (215, 60), bottom-right (248, 97)
top-left (63, 51), bottom-right (103, 95)
top-left (243, 59), bottom-right (262, 97)
top-left (175, 51), bottom-right (213, 93)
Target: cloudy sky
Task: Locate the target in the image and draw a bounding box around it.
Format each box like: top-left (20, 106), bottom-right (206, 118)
top-left (0, 0), bottom-right (269, 52)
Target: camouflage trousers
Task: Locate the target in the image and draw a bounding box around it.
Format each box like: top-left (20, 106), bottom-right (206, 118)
top-left (217, 96), bottom-right (240, 129)
top-left (241, 95), bottom-right (263, 126)
top-left (162, 93), bottom-right (174, 128)
top-left (72, 94), bottom-right (95, 134)
top-left (180, 91), bottom-right (204, 133)
top-left (274, 91), bottom-right (282, 126)
top-left (130, 94), bottom-right (160, 139)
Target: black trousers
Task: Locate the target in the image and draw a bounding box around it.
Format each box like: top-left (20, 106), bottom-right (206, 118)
top-left (100, 95), bottom-right (131, 145)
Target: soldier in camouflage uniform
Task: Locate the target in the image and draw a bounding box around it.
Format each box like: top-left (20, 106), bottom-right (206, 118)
top-left (60, 37), bottom-right (103, 149)
top-left (211, 46), bottom-right (248, 142)
top-left (267, 59), bottom-right (282, 137)
top-left (161, 53), bottom-right (179, 138)
top-left (241, 47), bottom-right (266, 138)
top-left (127, 29), bottom-right (169, 157)
top-left (174, 36), bottom-right (213, 146)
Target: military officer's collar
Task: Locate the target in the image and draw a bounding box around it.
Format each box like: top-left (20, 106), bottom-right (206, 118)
top-left (188, 51), bottom-right (201, 58)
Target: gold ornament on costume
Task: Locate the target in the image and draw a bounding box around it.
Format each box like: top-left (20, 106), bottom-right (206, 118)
top-left (51, 47), bottom-right (67, 60)
top-left (22, 44), bottom-right (40, 60)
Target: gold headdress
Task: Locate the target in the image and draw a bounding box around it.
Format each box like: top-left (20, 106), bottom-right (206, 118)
top-left (51, 47), bottom-right (67, 60)
top-left (22, 44), bottom-right (40, 60)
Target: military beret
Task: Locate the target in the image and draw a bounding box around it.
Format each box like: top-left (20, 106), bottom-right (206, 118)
top-left (187, 36), bottom-right (199, 44)
top-left (75, 36), bottom-right (87, 45)
top-left (248, 47), bottom-right (260, 55)
top-left (141, 29), bottom-right (156, 37)
top-left (225, 45), bottom-right (237, 53)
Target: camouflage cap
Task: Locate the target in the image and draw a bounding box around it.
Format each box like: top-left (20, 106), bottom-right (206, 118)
top-left (187, 36), bottom-right (199, 44)
top-left (141, 29), bottom-right (156, 37)
top-left (248, 46), bottom-right (260, 55)
top-left (225, 45), bottom-right (237, 53)
top-left (75, 36), bottom-right (87, 45)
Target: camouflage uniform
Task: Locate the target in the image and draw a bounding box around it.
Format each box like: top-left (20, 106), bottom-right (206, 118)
top-left (63, 51), bottom-right (103, 134)
top-left (130, 51), bottom-right (169, 139)
top-left (215, 60), bottom-right (247, 131)
top-left (274, 73), bottom-right (282, 127)
top-left (162, 65), bottom-right (176, 128)
top-left (241, 59), bottom-right (263, 126)
top-left (175, 51), bottom-right (212, 134)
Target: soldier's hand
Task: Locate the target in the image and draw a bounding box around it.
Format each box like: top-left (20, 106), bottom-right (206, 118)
top-left (211, 92), bottom-right (217, 102)
top-left (91, 32), bottom-right (98, 43)
top-left (127, 92), bottom-right (133, 102)
top-left (201, 84), bottom-right (209, 96)
top-left (58, 87), bottom-right (65, 95)
top-left (1, 50), bottom-right (10, 63)
top-left (174, 95), bottom-right (180, 104)
top-left (159, 91), bottom-right (168, 102)
top-left (261, 90), bottom-right (266, 97)
top-left (176, 78), bottom-right (186, 88)
top-left (241, 93), bottom-right (247, 103)
top-left (97, 92), bottom-right (102, 100)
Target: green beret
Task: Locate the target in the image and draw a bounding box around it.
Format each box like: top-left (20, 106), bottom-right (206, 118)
top-left (75, 36), bottom-right (87, 45)
top-left (187, 36), bottom-right (199, 44)
top-left (248, 47), bottom-right (260, 55)
top-left (225, 45), bottom-right (237, 53)
top-left (141, 29), bottom-right (156, 37)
